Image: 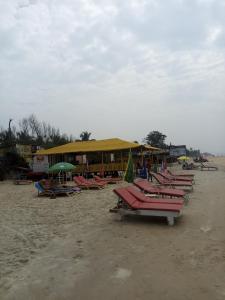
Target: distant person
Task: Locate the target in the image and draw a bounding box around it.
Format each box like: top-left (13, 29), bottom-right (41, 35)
top-left (147, 161), bottom-right (152, 181)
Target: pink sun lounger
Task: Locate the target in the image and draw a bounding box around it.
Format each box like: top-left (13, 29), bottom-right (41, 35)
top-left (134, 179), bottom-right (187, 199)
top-left (110, 187), bottom-right (183, 226)
top-left (94, 175), bottom-right (122, 184)
top-left (159, 171), bottom-right (194, 184)
top-left (150, 172), bottom-right (193, 191)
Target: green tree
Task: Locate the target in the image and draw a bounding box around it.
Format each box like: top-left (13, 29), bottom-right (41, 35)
top-left (144, 131), bottom-right (167, 148)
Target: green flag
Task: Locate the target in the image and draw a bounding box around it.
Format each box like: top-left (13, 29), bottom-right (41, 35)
top-left (124, 151), bottom-right (134, 183)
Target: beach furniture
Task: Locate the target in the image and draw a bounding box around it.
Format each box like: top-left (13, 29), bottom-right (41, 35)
top-left (94, 175), bottom-right (122, 184)
top-left (159, 171), bottom-right (194, 184)
top-left (78, 175), bottom-right (107, 187)
top-left (166, 169), bottom-right (195, 178)
top-left (134, 179), bottom-right (187, 199)
top-left (200, 163), bottom-right (218, 171)
top-left (39, 179), bottom-right (81, 192)
top-left (126, 186), bottom-right (184, 205)
top-left (39, 181), bottom-right (78, 194)
top-left (110, 187), bottom-right (183, 226)
top-left (73, 176), bottom-right (104, 189)
top-left (182, 163), bottom-right (199, 170)
top-left (14, 179), bottom-right (33, 185)
top-left (150, 172), bottom-right (193, 191)
top-left (35, 182), bottom-right (75, 197)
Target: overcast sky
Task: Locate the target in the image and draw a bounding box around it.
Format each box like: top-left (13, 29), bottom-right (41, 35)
top-left (1, 0), bottom-right (225, 154)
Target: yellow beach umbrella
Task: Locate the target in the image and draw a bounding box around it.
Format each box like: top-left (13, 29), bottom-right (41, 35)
top-left (177, 156), bottom-right (190, 161)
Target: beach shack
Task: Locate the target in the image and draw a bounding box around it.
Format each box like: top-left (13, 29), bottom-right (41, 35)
top-left (35, 138), bottom-right (157, 176)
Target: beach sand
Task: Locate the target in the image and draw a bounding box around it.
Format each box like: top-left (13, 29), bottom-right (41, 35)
top-left (0, 157), bottom-right (225, 300)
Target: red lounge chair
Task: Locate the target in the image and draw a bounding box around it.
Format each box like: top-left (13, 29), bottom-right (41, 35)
top-left (166, 170), bottom-right (195, 178)
top-left (126, 186), bottom-right (184, 205)
top-left (94, 175), bottom-right (122, 184)
top-left (73, 177), bottom-right (103, 189)
top-left (134, 179), bottom-right (187, 200)
top-left (110, 187), bottom-right (183, 226)
top-left (159, 171), bottom-right (194, 184)
top-left (78, 176), bottom-right (107, 187)
top-left (150, 172), bottom-right (193, 191)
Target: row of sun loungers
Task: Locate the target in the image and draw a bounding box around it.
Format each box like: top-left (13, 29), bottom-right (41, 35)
top-left (94, 175), bottom-right (122, 184)
top-left (134, 178), bottom-right (188, 201)
top-left (73, 175), bottom-right (122, 189)
top-left (166, 169), bottom-right (195, 178)
top-left (35, 175), bottom-right (122, 196)
top-left (162, 170), bottom-right (194, 183)
top-left (74, 176), bottom-right (106, 189)
top-left (111, 185), bottom-right (184, 226)
top-left (150, 172), bottom-right (194, 191)
top-left (110, 169), bottom-right (195, 226)
top-left (34, 170), bottom-right (195, 226)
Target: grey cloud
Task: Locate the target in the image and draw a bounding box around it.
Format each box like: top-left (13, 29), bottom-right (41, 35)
top-left (0, 0), bottom-right (225, 153)
top-left (114, 0), bottom-right (225, 50)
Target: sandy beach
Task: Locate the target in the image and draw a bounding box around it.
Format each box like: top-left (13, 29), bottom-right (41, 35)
top-left (0, 157), bottom-right (225, 300)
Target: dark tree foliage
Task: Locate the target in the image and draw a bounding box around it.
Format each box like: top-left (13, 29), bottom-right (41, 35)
top-left (80, 131), bottom-right (92, 141)
top-left (5, 151), bottom-right (28, 168)
top-left (0, 114), bottom-right (74, 149)
top-left (144, 131), bottom-right (167, 149)
top-left (0, 126), bottom-right (16, 147)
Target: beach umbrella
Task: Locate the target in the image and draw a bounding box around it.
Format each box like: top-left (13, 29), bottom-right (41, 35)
top-left (177, 156), bottom-right (190, 161)
top-left (48, 162), bottom-right (76, 173)
top-left (124, 151), bottom-right (134, 183)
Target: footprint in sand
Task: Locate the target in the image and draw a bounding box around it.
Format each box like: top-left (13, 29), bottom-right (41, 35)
top-left (113, 268), bottom-right (132, 280)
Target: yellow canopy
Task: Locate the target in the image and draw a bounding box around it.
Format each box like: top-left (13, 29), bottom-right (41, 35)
top-left (143, 144), bottom-right (161, 151)
top-left (36, 138), bottom-right (144, 155)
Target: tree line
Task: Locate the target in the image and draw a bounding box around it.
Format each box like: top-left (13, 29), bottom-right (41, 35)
top-left (0, 114), bottom-right (92, 149)
top-left (0, 115), bottom-right (167, 150)
top-left (0, 115), bottom-right (199, 155)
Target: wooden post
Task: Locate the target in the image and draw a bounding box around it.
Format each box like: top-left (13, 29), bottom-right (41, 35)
top-left (82, 154), bottom-right (84, 176)
top-left (101, 152), bottom-right (104, 177)
top-left (121, 151), bottom-right (123, 171)
top-left (141, 147), bottom-right (143, 166)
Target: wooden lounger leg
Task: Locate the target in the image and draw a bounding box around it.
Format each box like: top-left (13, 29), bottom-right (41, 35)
top-left (184, 194), bottom-right (189, 206)
top-left (118, 209), bottom-right (125, 221)
top-left (167, 216), bottom-right (175, 226)
top-left (120, 214), bottom-right (125, 221)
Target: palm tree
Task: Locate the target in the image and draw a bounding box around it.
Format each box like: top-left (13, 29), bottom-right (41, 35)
top-left (80, 131), bottom-right (92, 141)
